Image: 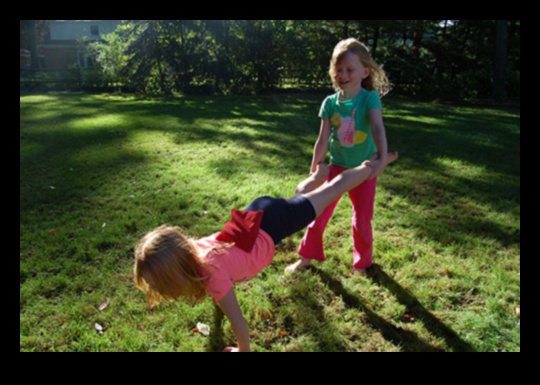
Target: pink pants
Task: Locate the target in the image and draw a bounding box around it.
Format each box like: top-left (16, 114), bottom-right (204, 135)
top-left (298, 164), bottom-right (377, 270)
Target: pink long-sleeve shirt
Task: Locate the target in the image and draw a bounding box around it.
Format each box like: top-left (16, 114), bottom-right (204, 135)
top-left (195, 230), bottom-right (275, 302)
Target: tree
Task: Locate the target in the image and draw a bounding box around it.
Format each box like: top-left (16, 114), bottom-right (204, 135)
top-left (492, 20), bottom-right (509, 101)
top-left (78, 19), bottom-right (521, 100)
top-left (20, 20), bottom-right (47, 70)
top-left (88, 23), bottom-right (135, 87)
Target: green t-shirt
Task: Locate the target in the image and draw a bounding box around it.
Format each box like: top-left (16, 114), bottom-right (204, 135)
top-left (319, 89), bottom-right (382, 168)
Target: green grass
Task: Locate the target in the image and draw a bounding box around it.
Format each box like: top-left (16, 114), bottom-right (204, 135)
top-left (20, 92), bottom-right (520, 352)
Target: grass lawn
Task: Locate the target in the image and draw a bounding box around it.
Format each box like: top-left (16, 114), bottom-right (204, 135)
top-left (20, 92), bottom-right (520, 352)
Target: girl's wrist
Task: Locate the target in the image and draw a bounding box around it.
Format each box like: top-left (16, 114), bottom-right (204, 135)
top-left (310, 161), bottom-right (325, 175)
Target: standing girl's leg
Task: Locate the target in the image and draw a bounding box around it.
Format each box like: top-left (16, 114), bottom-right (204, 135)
top-left (285, 152), bottom-right (397, 274)
top-left (297, 165), bottom-right (347, 264)
top-left (297, 198), bottom-right (340, 262)
top-left (349, 177), bottom-right (377, 272)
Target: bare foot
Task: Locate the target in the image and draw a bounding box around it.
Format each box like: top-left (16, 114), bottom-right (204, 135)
top-left (284, 258), bottom-right (312, 275)
top-left (294, 163), bottom-right (330, 197)
top-left (350, 268), bottom-right (367, 276)
top-left (386, 151), bottom-right (399, 165)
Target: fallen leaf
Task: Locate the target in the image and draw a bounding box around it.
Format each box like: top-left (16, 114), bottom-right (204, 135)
top-left (279, 331), bottom-right (288, 337)
top-left (400, 314), bottom-right (415, 322)
top-left (48, 229), bottom-right (58, 235)
top-left (258, 311), bottom-right (272, 320)
top-left (98, 298), bottom-right (110, 312)
top-left (196, 322), bottom-right (210, 336)
top-left (192, 327), bottom-right (199, 334)
top-left (95, 323), bottom-right (104, 335)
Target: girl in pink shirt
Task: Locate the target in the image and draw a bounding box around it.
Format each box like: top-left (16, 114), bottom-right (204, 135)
top-left (134, 153), bottom-right (397, 352)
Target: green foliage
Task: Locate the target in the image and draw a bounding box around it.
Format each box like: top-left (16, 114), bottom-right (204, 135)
top-left (20, 92), bottom-right (519, 351)
top-left (87, 23), bottom-right (135, 87)
top-left (81, 20), bottom-right (519, 100)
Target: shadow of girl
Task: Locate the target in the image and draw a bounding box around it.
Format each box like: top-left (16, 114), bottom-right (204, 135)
top-left (207, 305), bottom-right (227, 352)
top-left (365, 264), bottom-right (474, 352)
top-left (312, 267), bottom-right (445, 352)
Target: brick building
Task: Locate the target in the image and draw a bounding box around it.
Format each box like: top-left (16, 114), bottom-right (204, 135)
top-left (39, 20), bottom-right (121, 70)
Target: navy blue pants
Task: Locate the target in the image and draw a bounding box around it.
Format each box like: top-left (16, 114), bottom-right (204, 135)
top-left (245, 196), bottom-right (316, 245)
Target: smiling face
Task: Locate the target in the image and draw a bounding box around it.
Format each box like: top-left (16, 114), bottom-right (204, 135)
top-left (333, 51), bottom-right (371, 98)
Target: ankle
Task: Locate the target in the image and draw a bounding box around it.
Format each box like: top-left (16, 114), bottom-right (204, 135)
top-left (300, 258), bottom-right (312, 267)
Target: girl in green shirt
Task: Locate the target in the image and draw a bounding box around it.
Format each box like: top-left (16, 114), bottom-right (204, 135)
top-left (286, 38), bottom-right (392, 276)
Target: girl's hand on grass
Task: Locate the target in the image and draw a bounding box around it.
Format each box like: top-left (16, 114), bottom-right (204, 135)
top-left (222, 346), bottom-right (240, 352)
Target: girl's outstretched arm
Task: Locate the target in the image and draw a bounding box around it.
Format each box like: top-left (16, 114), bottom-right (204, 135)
top-left (294, 163), bottom-right (330, 197)
top-left (218, 288), bottom-right (250, 352)
top-left (310, 119), bottom-right (331, 173)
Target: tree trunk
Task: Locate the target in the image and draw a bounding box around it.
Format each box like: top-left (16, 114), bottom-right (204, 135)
top-left (28, 20), bottom-right (39, 70)
top-left (492, 20), bottom-right (508, 102)
top-left (372, 24), bottom-right (380, 58)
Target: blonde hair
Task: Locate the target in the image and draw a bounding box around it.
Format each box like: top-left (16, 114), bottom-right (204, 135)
top-left (330, 38), bottom-right (391, 97)
top-left (134, 225), bottom-right (211, 309)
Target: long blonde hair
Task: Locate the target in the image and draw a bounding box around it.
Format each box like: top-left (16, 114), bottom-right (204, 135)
top-left (134, 225), bottom-right (211, 308)
top-left (330, 38), bottom-right (391, 97)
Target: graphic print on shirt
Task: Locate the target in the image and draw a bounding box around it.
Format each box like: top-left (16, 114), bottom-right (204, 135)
top-left (338, 114), bottom-right (355, 147)
top-left (331, 106), bottom-right (368, 148)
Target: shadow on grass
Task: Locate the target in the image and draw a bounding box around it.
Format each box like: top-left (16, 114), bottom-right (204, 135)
top-left (313, 265), bottom-right (474, 352)
top-left (20, 93), bottom-right (320, 237)
top-left (285, 278), bottom-right (350, 352)
top-left (207, 305), bottom-right (227, 352)
top-left (20, 93), bottom-right (321, 197)
top-left (207, 286), bottom-right (350, 352)
top-left (366, 264), bottom-right (474, 352)
top-left (380, 98), bottom-right (520, 249)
